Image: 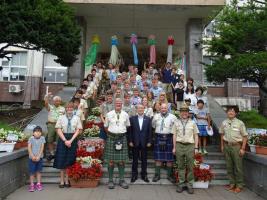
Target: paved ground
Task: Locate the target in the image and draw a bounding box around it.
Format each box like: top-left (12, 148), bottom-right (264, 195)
top-left (5, 185), bottom-right (264, 200)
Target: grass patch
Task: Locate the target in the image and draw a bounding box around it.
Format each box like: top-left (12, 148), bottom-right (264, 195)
top-left (238, 110), bottom-right (267, 129)
top-left (0, 121), bottom-right (19, 131)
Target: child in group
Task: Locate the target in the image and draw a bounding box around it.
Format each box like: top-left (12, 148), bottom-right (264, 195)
top-left (131, 88), bottom-right (142, 106)
top-left (194, 99), bottom-right (211, 155)
top-left (28, 126), bottom-right (46, 192)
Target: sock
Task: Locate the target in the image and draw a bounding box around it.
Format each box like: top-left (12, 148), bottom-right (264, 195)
top-left (108, 165), bottom-right (114, 182)
top-left (118, 164), bottom-right (125, 181)
top-left (155, 166), bottom-right (161, 176)
top-left (167, 167), bottom-right (173, 177)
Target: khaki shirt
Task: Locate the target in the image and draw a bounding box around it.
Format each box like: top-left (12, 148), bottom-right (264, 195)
top-left (79, 99), bottom-right (88, 110)
top-left (100, 102), bottom-right (114, 116)
top-left (144, 107), bottom-right (154, 118)
top-left (173, 119), bottom-right (199, 144)
top-left (104, 110), bottom-right (130, 134)
top-left (84, 82), bottom-right (97, 99)
top-left (152, 113), bottom-right (177, 134)
top-left (122, 104), bottom-right (136, 117)
top-left (47, 104), bottom-right (65, 123)
top-left (219, 118), bottom-right (248, 143)
top-left (55, 115), bottom-right (83, 133)
top-left (73, 109), bottom-right (85, 121)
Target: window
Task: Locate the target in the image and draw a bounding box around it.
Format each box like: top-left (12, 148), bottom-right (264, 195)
top-left (43, 54), bottom-right (67, 83)
top-left (0, 52), bottom-right (28, 81)
top-left (242, 80), bottom-right (259, 88)
top-left (202, 56), bottom-right (224, 87)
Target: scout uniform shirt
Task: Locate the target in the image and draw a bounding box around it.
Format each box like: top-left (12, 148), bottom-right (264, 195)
top-left (84, 82), bottom-right (97, 99)
top-left (144, 107), bottom-right (154, 118)
top-left (100, 102), bottom-right (114, 116)
top-left (173, 119), bottom-right (199, 144)
top-left (73, 108), bottom-right (85, 121)
top-left (219, 118), bottom-right (248, 143)
top-left (55, 114), bottom-right (83, 133)
top-left (152, 113), bottom-right (177, 134)
top-left (104, 110), bottom-right (130, 134)
top-left (47, 104), bottom-right (65, 123)
top-left (122, 103), bottom-right (136, 117)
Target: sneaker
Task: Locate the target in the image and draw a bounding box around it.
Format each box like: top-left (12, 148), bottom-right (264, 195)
top-left (225, 184), bottom-right (235, 191)
top-left (234, 187), bottom-right (242, 193)
top-left (108, 181), bottom-right (115, 189)
top-left (28, 184), bottom-right (35, 192)
top-left (152, 175), bottom-right (160, 182)
top-left (187, 185), bottom-right (194, 194)
top-left (47, 155), bottom-right (55, 161)
top-left (119, 180), bottom-right (129, 189)
top-left (35, 183), bottom-right (43, 191)
top-left (203, 149), bottom-right (208, 155)
top-left (200, 148), bottom-right (204, 154)
top-left (176, 185), bottom-right (183, 193)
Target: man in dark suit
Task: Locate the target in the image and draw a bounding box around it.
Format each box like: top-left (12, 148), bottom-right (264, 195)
top-left (129, 104), bottom-right (152, 183)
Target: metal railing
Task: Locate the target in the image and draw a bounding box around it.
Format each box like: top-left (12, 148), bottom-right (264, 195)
top-left (243, 95), bottom-right (260, 110)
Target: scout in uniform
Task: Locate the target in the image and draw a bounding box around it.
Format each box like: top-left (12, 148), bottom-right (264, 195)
top-left (122, 92), bottom-right (136, 117)
top-left (53, 102), bottom-right (83, 188)
top-left (104, 98), bottom-right (131, 189)
top-left (152, 103), bottom-right (177, 183)
top-left (44, 93), bottom-right (65, 161)
top-left (172, 104), bottom-right (199, 194)
top-left (219, 106), bottom-right (248, 193)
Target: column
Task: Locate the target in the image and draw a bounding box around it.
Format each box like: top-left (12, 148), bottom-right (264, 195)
top-left (185, 18), bottom-right (203, 86)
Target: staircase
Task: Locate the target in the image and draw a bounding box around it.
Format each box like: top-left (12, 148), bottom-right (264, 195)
top-left (40, 145), bottom-right (229, 186)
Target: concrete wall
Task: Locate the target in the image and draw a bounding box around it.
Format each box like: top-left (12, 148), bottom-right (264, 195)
top-left (0, 149), bottom-right (28, 199)
top-left (243, 153), bottom-right (267, 200)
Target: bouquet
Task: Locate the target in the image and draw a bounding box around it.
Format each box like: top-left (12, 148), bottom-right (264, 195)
top-left (87, 115), bottom-right (98, 122)
top-left (83, 125), bottom-right (100, 138)
top-left (91, 107), bottom-right (101, 116)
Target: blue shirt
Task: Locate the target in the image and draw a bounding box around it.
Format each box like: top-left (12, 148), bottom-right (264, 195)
top-left (162, 68), bottom-right (172, 83)
top-left (150, 86), bottom-right (163, 101)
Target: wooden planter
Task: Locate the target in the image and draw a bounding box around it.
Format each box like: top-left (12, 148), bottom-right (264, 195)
top-left (69, 178), bottom-right (100, 188)
top-left (14, 141), bottom-right (28, 150)
top-left (255, 145), bottom-right (267, 155)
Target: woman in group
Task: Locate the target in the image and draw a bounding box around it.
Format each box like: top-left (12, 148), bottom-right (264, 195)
top-left (142, 96), bottom-right (154, 118)
top-left (53, 102), bottom-right (83, 188)
top-left (184, 83), bottom-right (195, 104)
top-left (153, 102), bottom-right (161, 115)
top-left (157, 92), bottom-right (172, 112)
top-left (98, 70), bottom-right (110, 95)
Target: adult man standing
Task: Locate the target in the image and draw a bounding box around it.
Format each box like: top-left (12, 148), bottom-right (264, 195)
top-left (129, 104), bottom-right (152, 183)
top-left (152, 103), bottom-right (177, 183)
top-left (44, 93), bottom-right (65, 161)
top-left (161, 62), bottom-right (172, 94)
top-left (219, 106), bottom-right (248, 193)
top-left (104, 98), bottom-right (131, 189)
top-left (172, 104), bottom-right (199, 194)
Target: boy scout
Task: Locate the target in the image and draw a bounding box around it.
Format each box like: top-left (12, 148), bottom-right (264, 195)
top-left (172, 104), bottom-right (199, 194)
top-left (219, 106), bottom-right (248, 193)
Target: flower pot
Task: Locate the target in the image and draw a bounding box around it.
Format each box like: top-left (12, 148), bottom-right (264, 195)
top-left (193, 181), bottom-right (209, 189)
top-left (69, 178), bottom-right (100, 188)
top-left (255, 145), bottom-right (267, 155)
top-left (249, 144), bottom-right (256, 153)
top-left (0, 142), bottom-right (16, 153)
top-left (14, 141), bottom-right (28, 150)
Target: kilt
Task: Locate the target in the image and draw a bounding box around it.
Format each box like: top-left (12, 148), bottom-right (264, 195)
top-left (154, 133), bottom-right (174, 162)
top-left (197, 125), bottom-right (208, 137)
top-left (103, 133), bottom-right (128, 163)
top-left (53, 133), bottom-right (78, 169)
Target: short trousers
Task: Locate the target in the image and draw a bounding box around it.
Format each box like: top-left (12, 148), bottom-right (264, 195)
top-left (28, 158), bottom-right (43, 175)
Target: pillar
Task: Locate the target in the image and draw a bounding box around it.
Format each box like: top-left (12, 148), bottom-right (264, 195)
top-left (185, 18), bottom-right (203, 86)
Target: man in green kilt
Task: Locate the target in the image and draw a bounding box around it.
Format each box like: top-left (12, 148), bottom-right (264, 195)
top-left (104, 98), bottom-right (131, 189)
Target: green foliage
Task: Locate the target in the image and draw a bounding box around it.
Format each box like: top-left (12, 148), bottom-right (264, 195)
top-left (0, 0), bottom-right (81, 66)
top-left (0, 121), bottom-right (19, 131)
top-left (203, 0), bottom-right (267, 88)
top-left (238, 110), bottom-right (267, 129)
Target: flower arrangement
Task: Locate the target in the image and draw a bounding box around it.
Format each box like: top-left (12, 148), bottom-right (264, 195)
top-left (87, 115), bottom-right (98, 122)
top-left (0, 128), bottom-right (28, 142)
top-left (91, 107), bottom-right (101, 116)
top-left (83, 125), bottom-right (100, 138)
top-left (78, 138), bottom-right (104, 158)
top-left (248, 134), bottom-right (260, 145)
top-left (256, 134), bottom-right (267, 147)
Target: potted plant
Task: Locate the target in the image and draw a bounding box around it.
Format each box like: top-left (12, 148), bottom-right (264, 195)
top-left (255, 134), bottom-right (267, 155)
top-left (83, 125), bottom-right (100, 138)
top-left (91, 107), bottom-right (101, 116)
top-left (67, 156), bottom-right (103, 188)
top-left (247, 134), bottom-right (259, 153)
top-left (0, 128), bottom-right (17, 152)
top-left (77, 139), bottom-right (104, 159)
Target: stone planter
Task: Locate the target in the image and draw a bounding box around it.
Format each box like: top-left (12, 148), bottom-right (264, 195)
top-left (249, 144), bottom-right (256, 153)
top-left (69, 178), bottom-right (100, 188)
top-left (0, 142), bottom-right (16, 153)
top-left (193, 181), bottom-right (209, 189)
top-left (255, 146), bottom-right (267, 155)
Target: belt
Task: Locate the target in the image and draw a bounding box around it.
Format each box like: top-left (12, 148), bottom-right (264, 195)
top-left (156, 133), bottom-right (172, 138)
top-left (64, 133), bottom-right (74, 135)
top-left (176, 142), bottom-right (194, 145)
top-left (47, 121), bottom-right (56, 124)
top-left (224, 141), bottom-right (241, 146)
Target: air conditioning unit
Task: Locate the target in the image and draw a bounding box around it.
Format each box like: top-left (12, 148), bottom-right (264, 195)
top-left (9, 85), bottom-right (22, 93)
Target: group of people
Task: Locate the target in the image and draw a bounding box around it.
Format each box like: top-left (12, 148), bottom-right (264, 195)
top-left (27, 61), bottom-right (248, 194)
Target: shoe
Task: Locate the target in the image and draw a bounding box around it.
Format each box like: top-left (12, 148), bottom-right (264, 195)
top-left (65, 181), bottom-right (71, 188)
top-left (200, 148), bottom-right (204, 154)
top-left (47, 155), bottom-right (55, 161)
top-left (141, 176), bottom-right (150, 183)
top-left (108, 181), bottom-right (115, 189)
top-left (35, 183), bottom-right (43, 191)
top-left (176, 185), bottom-right (183, 193)
top-left (152, 175), bottom-right (160, 182)
top-left (203, 149), bottom-right (208, 155)
top-left (167, 176), bottom-right (176, 183)
top-left (187, 185), bottom-right (194, 194)
top-left (59, 183), bottom-right (65, 188)
top-left (119, 180), bottom-right (129, 189)
top-left (28, 184), bottom-right (35, 192)
top-left (131, 176), bottom-right (137, 183)
top-left (225, 184), bottom-right (235, 191)
top-left (234, 187), bottom-right (242, 193)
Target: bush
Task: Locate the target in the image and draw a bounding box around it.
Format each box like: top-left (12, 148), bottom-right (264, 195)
top-left (238, 110), bottom-right (267, 129)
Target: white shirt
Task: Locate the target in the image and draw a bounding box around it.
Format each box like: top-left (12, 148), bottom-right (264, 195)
top-left (144, 107), bottom-right (154, 118)
top-left (138, 115), bottom-right (144, 130)
top-left (152, 113), bottom-right (177, 134)
top-left (55, 115), bottom-right (83, 133)
top-left (104, 110), bottom-right (130, 134)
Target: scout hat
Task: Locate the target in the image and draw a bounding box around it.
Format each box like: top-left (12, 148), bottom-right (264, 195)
top-left (179, 104), bottom-right (189, 112)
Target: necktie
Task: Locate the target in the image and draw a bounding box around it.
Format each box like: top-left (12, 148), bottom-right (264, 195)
top-left (67, 115), bottom-right (73, 133)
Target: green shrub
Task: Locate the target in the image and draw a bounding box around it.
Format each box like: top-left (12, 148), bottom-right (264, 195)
top-left (238, 110), bottom-right (267, 129)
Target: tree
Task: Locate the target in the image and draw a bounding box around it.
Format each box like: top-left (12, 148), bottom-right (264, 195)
top-left (0, 0), bottom-right (81, 67)
top-left (204, 0), bottom-right (267, 116)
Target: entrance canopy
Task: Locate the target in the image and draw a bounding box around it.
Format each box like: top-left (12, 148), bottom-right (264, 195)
top-left (67, 2), bottom-right (224, 55)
